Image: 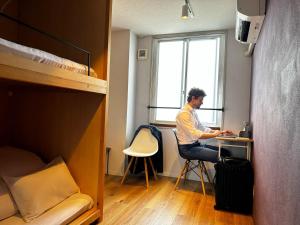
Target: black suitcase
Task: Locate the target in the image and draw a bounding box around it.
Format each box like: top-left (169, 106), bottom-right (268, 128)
top-left (214, 157), bottom-right (254, 214)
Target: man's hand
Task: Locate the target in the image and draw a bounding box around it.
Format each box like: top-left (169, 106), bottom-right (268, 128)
top-left (221, 130), bottom-right (233, 135)
top-left (200, 129), bottom-right (233, 139)
top-left (212, 130), bottom-right (222, 136)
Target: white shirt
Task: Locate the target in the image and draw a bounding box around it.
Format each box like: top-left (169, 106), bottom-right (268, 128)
top-left (176, 103), bottom-right (212, 145)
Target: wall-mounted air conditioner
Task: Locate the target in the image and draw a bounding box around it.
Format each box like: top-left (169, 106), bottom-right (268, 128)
top-left (235, 0), bottom-right (266, 55)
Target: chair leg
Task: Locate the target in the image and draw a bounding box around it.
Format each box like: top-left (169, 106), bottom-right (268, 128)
top-left (148, 157), bottom-right (157, 180)
top-left (198, 161), bottom-right (206, 196)
top-left (144, 158), bottom-right (149, 189)
top-left (184, 162), bottom-right (190, 183)
top-left (174, 160), bottom-right (189, 190)
top-left (132, 157), bottom-right (138, 174)
top-left (201, 161), bottom-right (213, 189)
top-left (121, 156), bottom-right (135, 184)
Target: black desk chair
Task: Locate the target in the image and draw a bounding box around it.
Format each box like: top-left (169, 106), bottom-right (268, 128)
top-left (173, 129), bottom-right (213, 195)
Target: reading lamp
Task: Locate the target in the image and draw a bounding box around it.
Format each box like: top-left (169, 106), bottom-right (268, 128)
top-left (181, 0), bottom-right (194, 19)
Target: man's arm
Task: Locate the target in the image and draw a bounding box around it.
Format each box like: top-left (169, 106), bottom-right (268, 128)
top-left (176, 111), bottom-right (205, 139)
top-left (199, 130), bottom-right (223, 139)
top-left (201, 129), bottom-right (233, 138)
top-left (177, 112), bottom-right (225, 139)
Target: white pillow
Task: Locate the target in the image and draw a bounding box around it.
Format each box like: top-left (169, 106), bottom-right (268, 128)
top-left (0, 179), bottom-right (17, 221)
top-left (0, 146), bottom-right (45, 220)
top-left (3, 156), bottom-right (80, 222)
top-left (0, 146), bottom-right (45, 177)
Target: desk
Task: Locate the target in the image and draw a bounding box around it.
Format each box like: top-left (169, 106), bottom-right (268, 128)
top-left (215, 137), bottom-right (254, 161)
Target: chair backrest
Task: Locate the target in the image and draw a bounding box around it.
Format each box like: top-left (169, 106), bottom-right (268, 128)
top-left (172, 129), bottom-right (179, 147)
top-left (130, 128), bottom-right (158, 154)
top-left (172, 129), bottom-right (185, 159)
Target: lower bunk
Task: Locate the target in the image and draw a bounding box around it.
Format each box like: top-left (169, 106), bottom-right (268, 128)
top-left (0, 146), bottom-right (100, 225)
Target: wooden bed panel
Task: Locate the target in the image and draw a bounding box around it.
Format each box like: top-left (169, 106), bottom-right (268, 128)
top-left (0, 88), bottom-right (11, 145)
top-left (97, 94), bottom-right (107, 220)
top-left (0, 52), bottom-right (108, 94)
top-left (9, 87), bottom-right (105, 207)
top-left (97, 0), bottom-right (111, 220)
top-left (0, 0), bottom-right (18, 42)
top-left (17, 0), bottom-right (111, 80)
top-left (1, 1), bottom-right (111, 222)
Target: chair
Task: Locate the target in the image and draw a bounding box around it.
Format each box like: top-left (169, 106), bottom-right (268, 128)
top-left (173, 130), bottom-right (213, 195)
top-left (121, 128), bottom-right (159, 189)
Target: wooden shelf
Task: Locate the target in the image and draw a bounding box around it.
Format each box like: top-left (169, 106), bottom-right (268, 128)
top-left (0, 52), bottom-right (108, 94)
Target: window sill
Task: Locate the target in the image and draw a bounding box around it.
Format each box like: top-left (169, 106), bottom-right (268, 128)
top-left (150, 123), bottom-right (176, 128)
top-left (150, 123), bottom-right (220, 130)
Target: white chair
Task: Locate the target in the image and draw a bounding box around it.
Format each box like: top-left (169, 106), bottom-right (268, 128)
top-left (121, 128), bottom-right (158, 189)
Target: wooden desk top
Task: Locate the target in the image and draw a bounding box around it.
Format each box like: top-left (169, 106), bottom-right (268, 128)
top-left (215, 137), bottom-right (254, 142)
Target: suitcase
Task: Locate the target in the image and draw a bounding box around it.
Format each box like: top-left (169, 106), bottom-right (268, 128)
top-left (214, 157), bottom-right (254, 214)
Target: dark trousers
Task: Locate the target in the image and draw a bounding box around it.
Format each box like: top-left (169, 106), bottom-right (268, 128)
top-left (179, 142), bottom-right (230, 163)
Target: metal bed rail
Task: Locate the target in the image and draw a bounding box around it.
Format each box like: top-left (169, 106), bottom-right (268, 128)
top-left (0, 12), bottom-right (91, 76)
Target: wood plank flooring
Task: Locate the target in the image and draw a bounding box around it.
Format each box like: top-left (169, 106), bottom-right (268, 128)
top-left (100, 175), bottom-right (254, 225)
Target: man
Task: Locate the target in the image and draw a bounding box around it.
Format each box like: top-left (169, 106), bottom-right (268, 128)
top-left (176, 88), bottom-right (231, 163)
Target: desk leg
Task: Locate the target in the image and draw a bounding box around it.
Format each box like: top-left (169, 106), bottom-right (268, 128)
top-left (218, 142), bottom-right (221, 160)
top-left (247, 142), bottom-right (251, 161)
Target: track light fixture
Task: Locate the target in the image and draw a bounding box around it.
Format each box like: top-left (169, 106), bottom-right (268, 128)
top-left (181, 0), bottom-right (194, 19)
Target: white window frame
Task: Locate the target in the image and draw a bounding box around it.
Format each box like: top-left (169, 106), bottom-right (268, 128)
top-left (149, 31), bottom-right (226, 128)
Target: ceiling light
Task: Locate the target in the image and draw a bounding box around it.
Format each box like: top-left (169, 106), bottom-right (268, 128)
top-left (181, 0), bottom-right (194, 19)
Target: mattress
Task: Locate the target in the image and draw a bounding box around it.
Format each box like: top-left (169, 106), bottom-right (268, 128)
top-left (0, 193), bottom-right (93, 225)
top-left (0, 38), bottom-right (97, 76)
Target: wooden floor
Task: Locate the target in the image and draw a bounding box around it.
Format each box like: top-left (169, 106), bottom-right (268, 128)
top-left (100, 175), bottom-right (254, 225)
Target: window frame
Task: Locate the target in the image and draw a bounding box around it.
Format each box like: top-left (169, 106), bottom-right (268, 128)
top-left (149, 31), bottom-right (226, 128)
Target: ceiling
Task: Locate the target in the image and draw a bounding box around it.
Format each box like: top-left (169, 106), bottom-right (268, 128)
top-left (112, 0), bottom-right (237, 36)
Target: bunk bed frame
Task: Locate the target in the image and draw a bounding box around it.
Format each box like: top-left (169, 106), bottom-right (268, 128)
top-left (0, 12), bottom-right (108, 94)
top-left (0, 0), bottom-right (111, 223)
top-left (0, 12), bottom-right (92, 76)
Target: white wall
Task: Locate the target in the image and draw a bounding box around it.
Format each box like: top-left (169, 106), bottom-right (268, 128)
top-left (107, 30), bottom-right (137, 175)
top-left (134, 29), bottom-right (252, 180)
top-left (223, 29), bottom-right (252, 132)
top-left (134, 36), bottom-right (153, 128)
top-left (125, 32), bottom-right (138, 146)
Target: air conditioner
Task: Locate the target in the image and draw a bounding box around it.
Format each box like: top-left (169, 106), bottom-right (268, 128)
top-left (235, 0), bottom-right (265, 44)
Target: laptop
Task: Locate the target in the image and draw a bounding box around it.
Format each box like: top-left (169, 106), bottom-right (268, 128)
top-left (218, 133), bottom-right (238, 138)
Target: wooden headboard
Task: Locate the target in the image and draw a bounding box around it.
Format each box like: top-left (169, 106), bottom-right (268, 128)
top-left (9, 86), bottom-right (105, 207)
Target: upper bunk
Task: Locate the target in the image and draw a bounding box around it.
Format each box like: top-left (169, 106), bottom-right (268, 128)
top-left (0, 12), bottom-right (108, 95)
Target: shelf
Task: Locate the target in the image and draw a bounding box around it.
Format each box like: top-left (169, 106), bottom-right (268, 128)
top-left (0, 52), bottom-right (107, 94)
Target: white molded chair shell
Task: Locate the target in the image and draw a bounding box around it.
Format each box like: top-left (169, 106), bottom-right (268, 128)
top-left (123, 128), bottom-right (158, 157)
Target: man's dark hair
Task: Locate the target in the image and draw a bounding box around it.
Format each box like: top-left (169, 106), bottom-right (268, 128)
top-left (187, 88), bottom-right (206, 102)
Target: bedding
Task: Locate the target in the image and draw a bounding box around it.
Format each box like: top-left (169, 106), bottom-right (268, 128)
top-left (0, 179), bottom-right (17, 220)
top-left (0, 146), bottom-right (93, 224)
top-left (0, 193), bottom-right (93, 225)
top-left (3, 156), bottom-right (80, 222)
top-left (0, 37), bottom-right (97, 76)
top-left (0, 146), bottom-right (45, 177)
top-left (0, 146), bottom-right (45, 220)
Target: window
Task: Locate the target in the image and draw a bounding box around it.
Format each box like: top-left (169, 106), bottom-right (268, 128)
top-left (150, 33), bottom-right (225, 127)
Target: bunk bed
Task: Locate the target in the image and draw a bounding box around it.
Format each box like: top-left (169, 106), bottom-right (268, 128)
top-left (0, 13), bottom-right (108, 94)
top-left (0, 0), bottom-right (111, 223)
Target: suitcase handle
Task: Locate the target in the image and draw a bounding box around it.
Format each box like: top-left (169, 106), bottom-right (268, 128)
top-left (220, 157), bottom-right (250, 166)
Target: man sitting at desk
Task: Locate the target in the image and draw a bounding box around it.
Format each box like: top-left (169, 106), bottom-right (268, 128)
top-left (176, 88), bottom-right (231, 163)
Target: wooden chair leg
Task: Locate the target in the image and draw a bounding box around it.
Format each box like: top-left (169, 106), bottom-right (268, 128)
top-left (198, 161), bottom-right (206, 196)
top-left (201, 161), bottom-right (213, 188)
top-left (148, 157), bottom-right (157, 180)
top-left (121, 156), bottom-right (135, 184)
top-left (132, 157), bottom-right (138, 174)
top-left (174, 160), bottom-right (189, 190)
top-left (184, 162), bottom-right (190, 183)
top-left (144, 158), bottom-right (149, 189)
